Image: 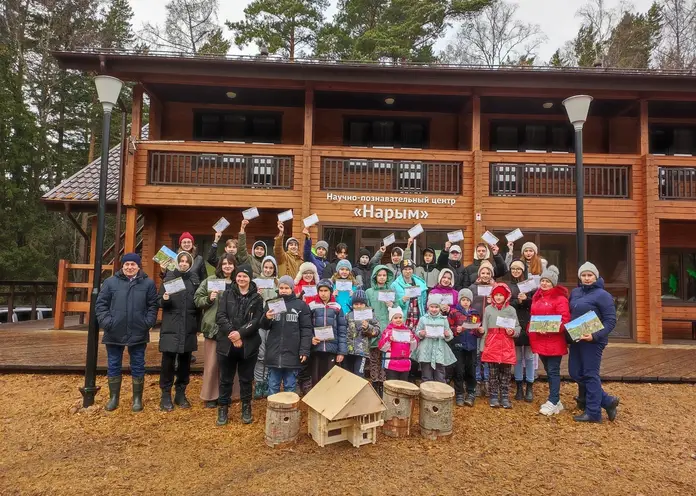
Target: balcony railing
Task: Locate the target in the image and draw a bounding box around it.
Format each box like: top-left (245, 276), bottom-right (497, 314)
top-left (321, 158), bottom-right (461, 194)
top-left (490, 163), bottom-right (630, 199)
top-left (148, 152), bottom-right (293, 189)
top-left (659, 167), bottom-right (696, 200)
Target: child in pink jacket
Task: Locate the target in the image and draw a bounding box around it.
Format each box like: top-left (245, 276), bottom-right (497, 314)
top-left (379, 306), bottom-right (418, 381)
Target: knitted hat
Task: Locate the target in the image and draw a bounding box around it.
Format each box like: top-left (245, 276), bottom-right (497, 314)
top-left (336, 259), bottom-right (352, 271)
top-left (317, 278), bottom-right (333, 291)
top-left (351, 289), bottom-right (367, 305)
top-left (359, 248), bottom-right (371, 258)
top-left (315, 241), bottom-right (329, 252)
top-left (388, 306), bottom-right (404, 320)
top-left (540, 265), bottom-right (560, 287)
top-left (285, 237), bottom-right (299, 249)
top-left (449, 244), bottom-right (462, 253)
top-left (477, 260), bottom-right (495, 277)
top-left (578, 261), bottom-right (599, 279)
top-left (121, 252), bottom-right (141, 267)
top-left (491, 283), bottom-right (511, 301)
top-left (400, 259), bottom-right (415, 270)
top-left (458, 288), bottom-right (474, 303)
top-left (237, 264), bottom-right (253, 280)
top-left (179, 232), bottom-right (194, 245)
top-left (510, 259), bottom-right (526, 272)
top-left (521, 242), bottom-right (538, 255)
top-left (427, 293), bottom-right (442, 306)
top-left (278, 275), bottom-right (295, 290)
top-left (252, 240), bottom-right (267, 255)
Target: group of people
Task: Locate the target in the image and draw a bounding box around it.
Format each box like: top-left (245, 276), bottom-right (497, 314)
top-left (95, 218), bottom-right (620, 426)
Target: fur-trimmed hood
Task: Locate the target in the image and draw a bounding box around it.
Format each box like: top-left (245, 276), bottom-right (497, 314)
top-left (295, 261), bottom-right (319, 284)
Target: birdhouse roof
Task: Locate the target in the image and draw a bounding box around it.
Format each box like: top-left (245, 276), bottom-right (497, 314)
top-left (301, 366), bottom-right (385, 421)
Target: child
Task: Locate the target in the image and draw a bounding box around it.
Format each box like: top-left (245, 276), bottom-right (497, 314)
top-left (253, 255), bottom-right (279, 399)
top-left (344, 290), bottom-right (380, 379)
top-left (302, 227), bottom-right (329, 277)
top-left (370, 245), bottom-right (404, 277)
top-left (235, 219), bottom-right (266, 278)
top-left (274, 221), bottom-right (302, 278)
top-left (447, 289), bottom-right (481, 407)
top-left (413, 294), bottom-right (456, 383)
top-left (208, 221), bottom-right (239, 267)
top-left (429, 268), bottom-right (459, 307)
top-left (391, 259), bottom-right (427, 333)
top-left (378, 307), bottom-right (418, 381)
top-left (294, 261), bottom-right (320, 304)
top-left (331, 259), bottom-right (358, 314)
top-left (405, 238), bottom-right (440, 289)
top-left (308, 279), bottom-right (347, 387)
top-left (365, 265), bottom-right (393, 393)
top-left (479, 283), bottom-right (521, 409)
top-left (469, 260), bottom-right (496, 396)
top-left (258, 276), bottom-right (313, 395)
top-left (352, 248), bottom-right (373, 289)
top-left (322, 243), bottom-right (350, 279)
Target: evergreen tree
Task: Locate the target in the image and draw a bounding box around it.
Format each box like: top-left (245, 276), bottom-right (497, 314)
top-left (548, 49), bottom-right (569, 67)
top-left (101, 0), bottom-right (135, 49)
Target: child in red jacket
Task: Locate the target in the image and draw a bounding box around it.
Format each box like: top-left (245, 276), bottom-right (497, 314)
top-left (378, 307), bottom-right (418, 381)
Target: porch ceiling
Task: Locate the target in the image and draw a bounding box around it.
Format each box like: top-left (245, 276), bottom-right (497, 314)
top-left (481, 96), bottom-right (639, 117)
top-left (315, 91), bottom-right (469, 113)
top-left (146, 83), bottom-right (305, 106)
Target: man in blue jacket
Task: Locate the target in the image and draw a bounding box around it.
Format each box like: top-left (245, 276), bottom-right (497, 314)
top-left (95, 253), bottom-right (159, 412)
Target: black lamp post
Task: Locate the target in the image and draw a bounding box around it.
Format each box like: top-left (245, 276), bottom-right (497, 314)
top-left (562, 95), bottom-right (593, 267)
top-left (80, 75), bottom-right (124, 407)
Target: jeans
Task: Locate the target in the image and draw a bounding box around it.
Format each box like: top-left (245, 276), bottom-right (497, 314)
top-left (420, 363), bottom-right (446, 383)
top-left (218, 347), bottom-right (256, 406)
top-left (160, 351), bottom-right (191, 390)
top-left (343, 355), bottom-right (367, 377)
top-left (540, 355), bottom-right (562, 404)
top-left (475, 349), bottom-right (490, 381)
top-left (385, 370), bottom-right (409, 381)
top-left (514, 346), bottom-right (535, 383)
top-left (452, 346), bottom-right (477, 396)
top-left (569, 341), bottom-right (612, 420)
top-left (106, 344), bottom-right (147, 378)
top-left (267, 367), bottom-right (299, 395)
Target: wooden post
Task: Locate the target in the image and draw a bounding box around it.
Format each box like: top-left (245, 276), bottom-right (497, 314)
top-left (471, 94), bottom-right (481, 152)
top-left (124, 207), bottom-right (138, 253)
top-left (54, 259), bottom-right (68, 329)
top-left (148, 93), bottom-right (162, 140)
top-left (123, 84), bottom-right (143, 207)
top-left (89, 216), bottom-right (98, 265)
top-left (471, 96), bottom-right (483, 252)
top-left (7, 283), bottom-right (14, 323)
top-left (302, 86), bottom-right (314, 220)
top-left (142, 209), bottom-right (159, 282)
top-left (30, 284), bottom-right (38, 320)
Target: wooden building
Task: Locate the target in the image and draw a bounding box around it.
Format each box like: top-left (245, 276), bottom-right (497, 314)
top-left (48, 50), bottom-right (696, 344)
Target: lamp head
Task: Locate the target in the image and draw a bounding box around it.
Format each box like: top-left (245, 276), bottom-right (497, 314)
top-left (562, 95), bottom-right (593, 131)
top-left (94, 75), bottom-right (123, 112)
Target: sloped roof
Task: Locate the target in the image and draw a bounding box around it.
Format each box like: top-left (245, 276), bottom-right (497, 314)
top-left (42, 125), bottom-right (148, 207)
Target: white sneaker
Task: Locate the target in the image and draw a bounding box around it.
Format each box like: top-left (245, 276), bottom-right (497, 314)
top-left (539, 401), bottom-right (564, 416)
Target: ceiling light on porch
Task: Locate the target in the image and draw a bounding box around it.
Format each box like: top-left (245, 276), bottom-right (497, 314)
top-left (226, 91), bottom-right (237, 99)
top-left (543, 102), bottom-right (554, 109)
top-left (384, 97), bottom-right (395, 105)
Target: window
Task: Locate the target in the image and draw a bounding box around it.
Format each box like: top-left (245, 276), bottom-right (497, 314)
top-left (650, 125), bottom-right (696, 156)
top-left (344, 117), bottom-right (429, 148)
top-left (490, 121), bottom-right (574, 152)
top-left (661, 250), bottom-right (696, 302)
top-left (193, 111), bottom-right (282, 143)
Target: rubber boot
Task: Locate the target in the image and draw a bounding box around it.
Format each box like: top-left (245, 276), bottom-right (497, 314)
top-left (216, 405), bottom-right (229, 426)
top-left (241, 401), bottom-right (253, 424)
top-left (525, 381), bottom-right (534, 403)
top-left (132, 376), bottom-right (144, 413)
top-left (105, 376), bottom-right (122, 411)
top-left (160, 389), bottom-right (174, 412)
top-left (515, 381), bottom-right (524, 401)
top-left (174, 386), bottom-right (191, 408)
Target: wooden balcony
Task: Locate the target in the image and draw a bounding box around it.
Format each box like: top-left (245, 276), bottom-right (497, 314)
top-left (659, 166), bottom-right (696, 200)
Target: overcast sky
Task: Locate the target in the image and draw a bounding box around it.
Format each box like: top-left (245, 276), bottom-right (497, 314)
top-left (130, 0), bottom-right (656, 62)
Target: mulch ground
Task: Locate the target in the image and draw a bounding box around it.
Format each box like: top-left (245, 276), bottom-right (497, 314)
top-left (1, 374), bottom-right (695, 496)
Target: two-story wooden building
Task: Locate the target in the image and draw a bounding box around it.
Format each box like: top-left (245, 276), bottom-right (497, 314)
top-left (47, 50), bottom-right (696, 345)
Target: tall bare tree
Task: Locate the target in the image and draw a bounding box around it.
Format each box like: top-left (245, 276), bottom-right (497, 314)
top-left (656, 0), bottom-right (696, 69)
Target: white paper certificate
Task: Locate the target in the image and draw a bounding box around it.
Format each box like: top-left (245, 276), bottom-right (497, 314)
top-left (378, 291), bottom-right (395, 302)
top-left (207, 279), bottom-right (227, 292)
top-left (477, 285), bottom-right (492, 297)
top-left (505, 228), bottom-right (524, 243)
top-left (242, 207), bottom-right (259, 220)
top-left (517, 278), bottom-right (537, 293)
top-left (408, 223), bottom-right (424, 238)
top-left (314, 326), bottom-right (334, 341)
top-left (353, 309), bottom-right (373, 321)
top-left (302, 285), bottom-right (317, 297)
top-left (254, 278), bottom-right (275, 289)
top-left (495, 316), bottom-right (516, 329)
top-left (392, 331), bottom-right (411, 343)
top-left (267, 298), bottom-right (287, 314)
top-left (405, 286), bottom-right (422, 298)
top-left (164, 277), bottom-right (186, 295)
top-left (277, 209), bottom-right (293, 222)
top-left (383, 233), bottom-right (396, 247)
top-left (447, 230), bottom-right (464, 243)
top-left (439, 294), bottom-right (454, 306)
top-left (481, 231), bottom-right (499, 246)
top-left (303, 213), bottom-right (319, 228)
top-left (425, 325), bottom-right (445, 338)
top-left (335, 280), bottom-right (352, 292)
top-left (213, 217), bottom-right (230, 233)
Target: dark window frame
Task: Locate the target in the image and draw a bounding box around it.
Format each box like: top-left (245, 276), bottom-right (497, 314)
top-left (343, 116), bottom-right (430, 148)
top-left (649, 124), bottom-right (696, 156)
top-left (489, 121), bottom-right (574, 153)
top-left (660, 248), bottom-right (696, 304)
top-left (193, 110), bottom-right (283, 143)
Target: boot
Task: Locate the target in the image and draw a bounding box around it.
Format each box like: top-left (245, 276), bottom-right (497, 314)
top-left (105, 376), bottom-right (122, 411)
top-left (489, 396), bottom-right (500, 408)
top-left (525, 381), bottom-right (534, 403)
top-left (241, 401), bottom-right (253, 424)
top-left (605, 396), bottom-right (620, 422)
top-left (204, 400), bottom-right (218, 409)
top-left (131, 377), bottom-right (144, 413)
top-left (159, 389), bottom-right (174, 412)
top-left (216, 405), bottom-right (229, 426)
top-left (174, 386), bottom-right (191, 408)
top-left (253, 382), bottom-right (266, 400)
top-left (573, 413), bottom-right (602, 423)
top-left (501, 394), bottom-right (512, 409)
top-left (456, 394), bottom-right (465, 407)
top-left (514, 381), bottom-right (524, 401)
top-left (464, 392), bottom-right (475, 407)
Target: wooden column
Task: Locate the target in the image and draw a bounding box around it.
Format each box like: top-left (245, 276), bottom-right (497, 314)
top-left (148, 96), bottom-right (162, 140)
top-left (299, 86), bottom-right (314, 237)
top-left (123, 84), bottom-right (143, 207)
top-left (141, 209), bottom-right (159, 282)
top-left (471, 95), bottom-right (483, 253)
top-left (124, 207), bottom-right (138, 253)
top-left (54, 260), bottom-right (68, 330)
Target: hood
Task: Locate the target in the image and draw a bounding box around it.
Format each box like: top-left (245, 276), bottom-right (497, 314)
top-left (260, 255), bottom-right (278, 277)
top-left (295, 261), bottom-right (319, 284)
top-left (175, 251), bottom-right (193, 273)
top-left (370, 264), bottom-right (395, 289)
top-left (438, 268), bottom-right (455, 287)
top-left (285, 237), bottom-right (299, 251)
top-left (490, 282), bottom-right (512, 309)
top-left (252, 240), bottom-right (268, 260)
top-left (472, 244), bottom-right (491, 261)
top-left (579, 277), bottom-right (606, 291)
top-left (533, 285), bottom-right (569, 302)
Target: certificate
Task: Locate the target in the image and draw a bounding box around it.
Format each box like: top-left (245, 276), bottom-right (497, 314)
top-left (405, 286), bottom-right (422, 298)
top-left (425, 325), bottom-right (445, 338)
top-left (213, 217), bottom-right (230, 233)
top-left (378, 291), bottom-right (395, 302)
top-left (303, 213), bottom-right (319, 228)
top-left (207, 279), bottom-right (227, 292)
top-left (462, 322), bottom-right (482, 329)
top-left (277, 209), bottom-right (293, 222)
top-left (242, 207), bottom-right (259, 220)
top-left (481, 231), bottom-right (499, 246)
top-left (447, 230), bottom-right (464, 243)
top-left (439, 294), bottom-right (454, 306)
top-left (517, 278), bottom-right (537, 293)
top-left (314, 326), bottom-right (334, 341)
top-left (302, 285), bottom-right (317, 297)
top-left (253, 278), bottom-right (275, 289)
top-left (383, 233), bottom-right (396, 247)
top-left (353, 309), bottom-right (373, 321)
top-left (408, 223), bottom-right (424, 238)
top-left (164, 277), bottom-right (186, 295)
top-left (495, 316), bottom-right (516, 329)
top-left (392, 331), bottom-right (411, 343)
top-left (335, 280), bottom-right (352, 292)
top-left (505, 228), bottom-right (524, 243)
top-left (477, 285), bottom-right (492, 297)
top-left (529, 315), bottom-right (562, 333)
top-left (267, 297), bottom-right (287, 314)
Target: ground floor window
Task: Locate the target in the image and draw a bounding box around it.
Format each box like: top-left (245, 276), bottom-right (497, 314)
top-left (661, 250), bottom-right (696, 302)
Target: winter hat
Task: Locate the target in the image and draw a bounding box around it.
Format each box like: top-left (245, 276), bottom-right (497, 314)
top-left (315, 240), bottom-right (329, 252)
top-left (285, 237), bottom-right (299, 250)
top-left (458, 288), bottom-right (474, 303)
top-left (295, 261), bottom-right (319, 283)
top-left (391, 247), bottom-right (404, 256)
top-left (422, 247), bottom-right (436, 257)
top-left (510, 259), bottom-right (526, 272)
top-left (179, 232), bottom-right (194, 245)
top-left (317, 278), bottom-right (334, 291)
top-left (261, 255), bottom-right (278, 276)
top-left (388, 306), bottom-right (404, 320)
top-left (237, 264), bottom-right (253, 280)
top-left (521, 242), bottom-right (539, 255)
top-left (400, 259), bottom-right (415, 270)
top-left (449, 245), bottom-right (462, 253)
top-left (351, 289), bottom-right (367, 305)
top-left (540, 265), bottom-right (560, 287)
top-left (336, 259), bottom-right (353, 272)
top-left (438, 268), bottom-right (455, 286)
top-left (427, 293), bottom-right (442, 306)
top-left (578, 261), bottom-right (599, 280)
top-left (252, 240), bottom-right (267, 255)
top-left (278, 275), bottom-right (295, 290)
top-left (477, 260), bottom-right (495, 277)
top-left (121, 252), bottom-right (141, 267)
top-left (491, 283), bottom-right (511, 301)
top-left (359, 248), bottom-right (371, 258)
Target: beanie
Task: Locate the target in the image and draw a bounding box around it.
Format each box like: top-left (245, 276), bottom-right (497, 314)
top-left (521, 242), bottom-right (538, 255)
top-left (388, 306), bottom-right (404, 320)
top-left (285, 237), bottom-right (299, 250)
top-left (351, 289), bottom-right (367, 305)
top-left (510, 259), bottom-right (526, 272)
top-left (359, 248), bottom-right (371, 258)
top-left (578, 261), bottom-right (599, 280)
top-left (121, 252), bottom-right (141, 267)
top-left (179, 232), bottom-right (194, 245)
top-left (237, 264), bottom-right (253, 280)
top-left (317, 278), bottom-right (334, 291)
top-left (458, 288), bottom-right (474, 304)
top-left (477, 260), bottom-right (495, 277)
top-left (427, 293), bottom-right (442, 306)
top-left (278, 275), bottom-right (295, 291)
top-left (315, 240), bottom-right (329, 252)
top-left (336, 259), bottom-right (352, 271)
top-left (540, 265), bottom-right (560, 287)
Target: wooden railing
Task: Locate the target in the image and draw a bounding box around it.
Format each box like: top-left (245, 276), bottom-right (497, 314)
top-left (321, 157), bottom-right (462, 194)
top-left (148, 151), bottom-right (294, 189)
top-left (0, 281), bottom-right (58, 322)
top-left (54, 260), bottom-right (114, 329)
top-left (489, 162), bottom-right (631, 198)
top-left (659, 167), bottom-right (696, 200)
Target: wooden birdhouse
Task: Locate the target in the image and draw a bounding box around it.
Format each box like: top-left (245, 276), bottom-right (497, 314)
top-left (301, 366), bottom-right (386, 448)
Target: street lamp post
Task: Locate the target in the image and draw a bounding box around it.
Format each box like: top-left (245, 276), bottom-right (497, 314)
top-left (80, 75), bottom-right (124, 407)
top-left (562, 95), bottom-right (593, 267)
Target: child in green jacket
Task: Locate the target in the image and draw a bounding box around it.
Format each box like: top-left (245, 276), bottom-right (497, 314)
top-left (413, 294), bottom-right (456, 383)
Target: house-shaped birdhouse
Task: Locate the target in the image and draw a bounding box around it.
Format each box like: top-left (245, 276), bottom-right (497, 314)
top-left (301, 366), bottom-right (386, 448)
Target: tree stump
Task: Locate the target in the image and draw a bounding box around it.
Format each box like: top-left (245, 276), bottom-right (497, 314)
top-left (264, 392), bottom-right (301, 448)
top-left (419, 382), bottom-right (454, 441)
top-left (382, 380), bottom-right (420, 438)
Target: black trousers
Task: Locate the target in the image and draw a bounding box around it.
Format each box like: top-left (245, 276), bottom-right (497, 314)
top-left (385, 370), bottom-right (409, 381)
top-left (218, 347), bottom-right (256, 405)
top-left (452, 346), bottom-right (477, 396)
top-left (160, 351), bottom-right (192, 390)
top-left (342, 355), bottom-right (367, 377)
top-left (310, 351), bottom-right (336, 386)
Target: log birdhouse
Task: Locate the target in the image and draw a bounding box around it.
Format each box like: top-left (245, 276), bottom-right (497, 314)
top-left (301, 366), bottom-right (386, 448)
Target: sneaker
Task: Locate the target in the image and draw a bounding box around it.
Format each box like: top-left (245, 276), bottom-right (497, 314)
top-left (464, 393), bottom-right (475, 407)
top-left (539, 400), bottom-right (564, 416)
top-left (489, 397), bottom-right (500, 408)
top-left (456, 394), bottom-right (465, 407)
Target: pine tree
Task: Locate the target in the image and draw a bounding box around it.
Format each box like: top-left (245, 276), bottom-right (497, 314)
top-left (548, 49), bottom-right (568, 67)
top-left (101, 0), bottom-right (135, 49)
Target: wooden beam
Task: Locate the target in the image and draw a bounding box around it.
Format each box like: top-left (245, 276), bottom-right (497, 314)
top-left (148, 97), bottom-right (162, 140)
top-left (89, 217), bottom-right (98, 264)
top-left (54, 259), bottom-right (68, 330)
top-left (639, 99), bottom-right (649, 156)
top-left (471, 95), bottom-right (481, 152)
top-left (64, 206), bottom-right (89, 242)
top-left (301, 86), bottom-right (314, 219)
top-left (124, 207), bottom-right (138, 253)
top-left (123, 84), bottom-right (143, 206)
top-left (142, 209), bottom-right (159, 283)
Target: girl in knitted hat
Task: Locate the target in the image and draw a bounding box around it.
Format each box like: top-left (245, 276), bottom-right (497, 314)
top-left (344, 289), bottom-right (380, 381)
top-left (378, 307), bottom-right (418, 382)
top-left (506, 240), bottom-right (547, 276)
top-left (308, 279), bottom-right (347, 386)
top-left (413, 294), bottom-right (456, 383)
top-left (468, 260), bottom-right (496, 396)
top-left (251, 255), bottom-right (279, 399)
top-left (165, 232), bottom-right (208, 285)
top-left (508, 258), bottom-right (537, 403)
top-left (294, 261), bottom-right (320, 304)
top-left (331, 259), bottom-right (358, 314)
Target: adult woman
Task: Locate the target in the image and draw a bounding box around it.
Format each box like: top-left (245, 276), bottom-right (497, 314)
top-left (569, 262), bottom-right (620, 423)
top-left (506, 241), bottom-right (547, 277)
top-left (529, 266), bottom-right (570, 416)
top-left (215, 264), bottom-right (264, 426)
top-left (161, 232), bottom-right (208, 284)
top-left (158, 252), bottom-right (199, 412)
top-left (194, 253), bottom-right (236, 408)
top-left (508, 259), bottom-right (536, 402)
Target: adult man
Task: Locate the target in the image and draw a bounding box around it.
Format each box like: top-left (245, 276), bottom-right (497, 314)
top-left (95, 253), bottom-right (158, 412)
top-left (436, 242), bottom-right (471, 290)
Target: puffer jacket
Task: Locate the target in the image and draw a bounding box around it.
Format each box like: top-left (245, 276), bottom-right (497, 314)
top-left (304, 237), bottom-right (329, 277)
top-left (529, 285), bottom-right (570, 357)
top-left (258, 293), bottom-right (313, 369)
top-left (194, 276), bottom-right (233, 339)
top-left (216, 281), bottom-right (264, 358)
top-left (331, 275), bottom-right (358, 315)
top-left (294, 261), bottom-right (319, 304)
top-left (236, 233), bottom-right (266, 278)
top-left (479, 283), bottom-right (520, 365)
top-left (346, 311), bottom-right (380, 357)
top-left (96, 270), bottom-right (158, 347)
top-left (158, 269), bottom-right (199, 354)
top-left (447, 306), bottom-right (481, 351)
top-left (412, 312), bottom-right (456, 368)
top-left (365, 264), bottom-right (396, 347)
top-left (391, 273), bottom-right (428, 316)
top-left (308, 295), bottom-right (347, 355)
top-left (468, 281), bottom-right (495, 316)
top-left (378, 323), bottom-right (417, 372)
top-left (569, 278), bottom-right (617, 344)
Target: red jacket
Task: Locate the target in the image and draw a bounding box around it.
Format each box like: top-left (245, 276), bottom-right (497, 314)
top-left (528, 286), bottom-right (570, 357)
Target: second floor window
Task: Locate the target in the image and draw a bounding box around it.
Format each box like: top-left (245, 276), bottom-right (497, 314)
top-left (650, 125), bottom-right (696, 156)
top-left (194, 111), bottom-right (282, 143)
top-left (344, 117), bottom-right (429, 148)
top-left (490, 121), bottom-right (573, 152)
